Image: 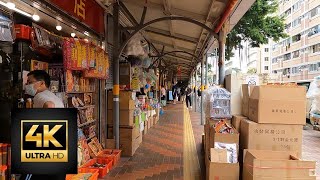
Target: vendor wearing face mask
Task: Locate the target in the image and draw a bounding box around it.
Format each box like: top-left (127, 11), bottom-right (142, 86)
top-left (25, 70), bottom-right (64, 108)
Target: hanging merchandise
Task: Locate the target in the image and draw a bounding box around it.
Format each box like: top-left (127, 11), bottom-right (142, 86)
top-left (142, 56), bottom-right (152, 68)
top-left (131, 67), bottom-right (141, 91)
top-left (83, 45), bottom-right (110, 79)
top-left (0, 15), bottom-right (14, 42)
top-left (125, 34), bottom-right (147, 57)
top-left (30, 60), bottom-right (49, 72)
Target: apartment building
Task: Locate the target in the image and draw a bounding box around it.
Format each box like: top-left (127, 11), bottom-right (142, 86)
top-left (271, 0), bottom-right (320, 82)
top-left (225, 40), bottom-right (272, 74)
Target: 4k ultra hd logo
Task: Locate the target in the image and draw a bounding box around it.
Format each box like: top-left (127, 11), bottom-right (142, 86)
top-left (21, 120), bottom-right (68, 162)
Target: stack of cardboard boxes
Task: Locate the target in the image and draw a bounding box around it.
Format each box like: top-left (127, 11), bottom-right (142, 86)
top-left (107, 91), bottom-right (142, 156)
top-left (204, 119), bottom-right (240, 180)
top-left (232, 84), bottom-right (316, 179)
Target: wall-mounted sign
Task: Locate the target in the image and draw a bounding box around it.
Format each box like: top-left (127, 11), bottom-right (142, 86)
top-left (49, 0), bottom-right (104, 35)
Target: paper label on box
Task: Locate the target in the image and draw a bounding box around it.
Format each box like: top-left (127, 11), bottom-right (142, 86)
top-left (309, 169), bottom-right (316, 176)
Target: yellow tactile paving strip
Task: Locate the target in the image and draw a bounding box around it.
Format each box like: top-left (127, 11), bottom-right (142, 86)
top-left (183, 105), bottom-right (201, 180)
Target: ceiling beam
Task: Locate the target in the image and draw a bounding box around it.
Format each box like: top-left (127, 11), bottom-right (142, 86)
top-left (121, 0), bottom-right (206, 22)
top-left (193, 0), bottom-right (219, 62)
top-left (163, 0), bottom-right (177, 50)
top-left (145, 27), bottom-right (198, 44)
top-left (150, 39), bottom-right (194, 53)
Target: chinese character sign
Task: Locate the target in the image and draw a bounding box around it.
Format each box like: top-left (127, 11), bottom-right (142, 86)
top-left (49, 0), bottom-right (104, 34)
top-left (74, 0), bottom-right (86, 20)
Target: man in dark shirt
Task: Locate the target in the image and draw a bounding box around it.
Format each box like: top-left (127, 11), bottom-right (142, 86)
top-left (186, 86), bottom-right (192, 109)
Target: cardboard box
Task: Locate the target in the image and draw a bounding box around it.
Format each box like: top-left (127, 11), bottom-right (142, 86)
top-left (241, 84), bottom-right (254, 117)
top-left (240, 119), bottom-right (302, 158)
top-left (243, 150), bottom-right (316, 180)
top-left (119, 63), bottom-right (131, 86)
top-left (206, 118), bottom-right (231, 127)
top-left (232, 115), bottom-right (246, 133)
top-left (206, 156), bottom-right (239, 180)
top-left (248, 85), bottom-right (306, 125)
top-left (208, 125), bottom-right (239, 151)
top-left (210, 148), bottom-right (228, 163)
top-left (107, 109), bottom-right (135, 126)
top-left (107, 91), bottom-right (136, 110)
top-left (225, 74), bottom-right (243, 115)
top-left (120, 135), bottom-right (142, 157)
top-left (107, 125), bottom-right (140, 141)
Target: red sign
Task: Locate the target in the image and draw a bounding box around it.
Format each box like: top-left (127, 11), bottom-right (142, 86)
top-left (49, 0), bottom-right (105, 35)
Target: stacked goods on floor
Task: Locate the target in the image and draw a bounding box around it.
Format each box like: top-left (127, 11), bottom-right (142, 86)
top-left (306, 76), bottom-right (320, 130)
top-left (205, 120), bottom-right (240, 180)
top-left (233, 84), bottom-right (317, 179)
top-left (107, 91), bottom-right (142, 156)
top-left (67, 130), bottom-right (121, 179)
top-left (0, 144), bottom-right (10, 180)
top-left (243, 150), bottom-right (316, 180)
top-left (203, 86), bottom-right (240, 179)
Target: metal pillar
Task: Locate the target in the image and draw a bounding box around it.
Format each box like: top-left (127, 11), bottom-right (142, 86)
top-left (205, 53), bottom-right (208, 88)
top-left (218, 30), bottom-right (226, 85)
top-left (194, 71), bottom-right (197, 112)
top-left (113, 4), bottom-right (120, 149)
top-left (201, 55), bottom-right (204, 125)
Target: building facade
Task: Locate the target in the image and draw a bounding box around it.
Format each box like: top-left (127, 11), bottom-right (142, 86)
top-left (225, 41), bottom-right (272, 75)
top-left (271, 0), bottom-right (320, 82)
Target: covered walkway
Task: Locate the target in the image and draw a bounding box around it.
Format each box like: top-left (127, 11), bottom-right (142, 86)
top-left (105, 103), bottom-right (320, 180)
top-left (105, 103), bottom-right (204, 180)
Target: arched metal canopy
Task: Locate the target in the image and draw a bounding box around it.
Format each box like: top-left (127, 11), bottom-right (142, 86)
top-left (118, 16), bottom-right (219, 69)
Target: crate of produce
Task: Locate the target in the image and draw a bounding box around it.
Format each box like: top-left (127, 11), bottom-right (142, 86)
top-left (65, 168), bottom-right (99, 180)
top-left (82, 158), bottom-right (113, 178)
top-left (97, 149), bottom-right (122, 165)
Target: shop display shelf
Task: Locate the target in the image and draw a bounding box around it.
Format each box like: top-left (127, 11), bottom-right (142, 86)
top-left (67, 91), bottom-right (95, 94)
top-left (77, 105), bottom-right (95, 110)
top-left (86, 134), bottom-right (96, 141)
top-left (97, 149), bottom-right (122, 166)
top-left (78, 120), bottom-right (96, 128)
top-left (65, 168), bottom-right (99, 180)
top-left (82, 158), bottom-right (113, 178)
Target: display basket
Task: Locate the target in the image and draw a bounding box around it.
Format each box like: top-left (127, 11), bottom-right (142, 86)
top-left (65, 168), bottom-right (99, 180)
top-left (97, 149), bottom-right (122, 165)
top-left (82, 158), bottom-right (113, 178)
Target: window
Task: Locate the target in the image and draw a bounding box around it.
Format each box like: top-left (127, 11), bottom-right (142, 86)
top-left (292, 1), bottom-right (302, 12)
top-left (272, 44), bottom-right (278, 51)
top-left (291, 67), bottom-right (299, 74)
top-left (293, 50), bottom-right (300, 58)
top-left (309, 64), bottom-right (318, 72)
top-left (283, 8), bottom-right (292, 18)
top-left (272, 58), bottom-right (278, 63)
top-left (292, 33), bottom-right (301, 43)
top-left (285, 23), bottom-right (291, 31)
top-left (292, 17), bottom-right (301, 28)
top-left (265, 57), bottom-right (269, 61)
top-left (311, 43), bottom-right (320, 53)
top-left (272, 70), bottom-right (277, 74)
top-left (264, 66), bottom-right (269, 70)
top-left (265, 48), bottom-right (269, 52)
top-left (307, 25), bottom-right (320, 37)
top-left (284, 53), bottom-right (291, 61)
top-left (310, 6), bottom-right (320, 18)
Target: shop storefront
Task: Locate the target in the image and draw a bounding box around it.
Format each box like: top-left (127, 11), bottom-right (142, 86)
top-left (0, 0), bottom-right (115, 179)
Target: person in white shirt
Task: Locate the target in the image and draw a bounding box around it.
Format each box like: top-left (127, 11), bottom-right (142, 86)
top-left (25, 70), bottom-right (64, 108)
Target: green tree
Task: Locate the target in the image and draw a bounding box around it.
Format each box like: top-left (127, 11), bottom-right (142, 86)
top-left (226, 0), bottom-right (288, 60)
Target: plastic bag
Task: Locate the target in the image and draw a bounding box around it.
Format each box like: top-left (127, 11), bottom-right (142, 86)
top-left (203, 86), bottom-right (231, 119)
top-left (214, 142), bottom-right (238, 163)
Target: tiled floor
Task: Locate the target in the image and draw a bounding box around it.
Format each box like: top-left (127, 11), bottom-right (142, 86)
top-left (105, 103), bottom-right (320, 179)
top-left (302, 126), bottom-right (320, 179)
top-left (105, 103), bottom-right (193, 180)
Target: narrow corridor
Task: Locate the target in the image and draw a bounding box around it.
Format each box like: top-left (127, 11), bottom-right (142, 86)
top-left (105, 103), bottom-right (203, 180)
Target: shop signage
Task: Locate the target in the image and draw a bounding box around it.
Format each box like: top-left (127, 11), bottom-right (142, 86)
top-left (11, 109), bottom-right (78, 175)
top-left (48, 0), bottom-right (105, 35)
